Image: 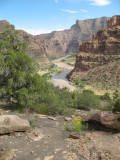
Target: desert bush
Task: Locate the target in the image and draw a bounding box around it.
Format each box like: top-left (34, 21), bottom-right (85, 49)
top-left (63, 116), bottom-right (88, 134)
top-left (72, 116), bottom-right (83, 134)
top-left (113, 98), bottom-right (120, 112)
top-left (63, 122), bottom-right (71, 131)
top-left (76, 90), bottom-right (101, 110)
top-left (113, 90), bottom-right (120, 101)
top-left (99, 93), bottom-right (111, 101)
top-left (71, 79), bottom-right (86, 88)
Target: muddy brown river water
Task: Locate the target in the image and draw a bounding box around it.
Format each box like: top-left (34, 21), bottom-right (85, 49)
top-left (51, 56), bottom-right (76, 91)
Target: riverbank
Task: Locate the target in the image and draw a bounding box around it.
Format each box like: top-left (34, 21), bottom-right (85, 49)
top-left (51, 56), bottom-right (76, 91)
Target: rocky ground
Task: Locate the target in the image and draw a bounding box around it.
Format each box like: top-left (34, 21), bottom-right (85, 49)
top-left (0, 109), bottom-right (120, 160)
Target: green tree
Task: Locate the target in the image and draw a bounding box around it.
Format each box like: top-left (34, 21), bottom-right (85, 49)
top-left (0, 25), bottom-right (45, 108)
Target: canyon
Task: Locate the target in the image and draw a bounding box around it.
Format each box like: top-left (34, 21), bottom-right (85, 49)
top-left (0, 17), bottom-right (109, 66)
top-left (0, 16), bottom-right (120, 91)
top-left (37, 17), bottom-right (109, 58)
top-left (69, 15), bottom-right (120, 90)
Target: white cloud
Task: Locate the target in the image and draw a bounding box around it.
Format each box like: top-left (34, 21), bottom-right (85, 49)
top-left (66, 0), bottom-right (111, 6)
top-left (61, 9), bottom-right (79, 13)
top-left (16, 27), bottom-right (65, 35)
top-left (87, 0), bottom-right (111, 6)
top-left (80, 9), bottom-right (88, 12)
top-left (16, 28), bottom-right (53, 35)
top-left (55, 0), bottom-right (59, 3)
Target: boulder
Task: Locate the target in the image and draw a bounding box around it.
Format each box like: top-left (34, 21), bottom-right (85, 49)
top-left (64, 117), bottom-right (72, 121)
top-left (83, 112), bottom-right (120, 132)
top-left (0, 150), bottom-right (14, 160)
top-left (0, 115), bottom-right (30, 134)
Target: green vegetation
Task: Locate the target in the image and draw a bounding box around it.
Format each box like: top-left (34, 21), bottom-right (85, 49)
top-left (113, 98), bottom-right (120, 112)
top-left (0, 25), bottom-right (117, 116)
top-left (0, 25), bottom-right (75, 115)
top-left (63, 122), bottom-right (71, 131)
top-left (72, 116), bottom-right (83, 134)
top-left (0, 25), bottom-right (44, 109)
top-left (29, 115), bottom-right (39, 128)
top-left (113, 90), bottom-right (120, 100)
top-left (98, 93), bottom-right (113, 111)
top-left (70, 78), bottom-right (86, 89)
top-left (62, 54), bottom-right (76, 66)
top-left (63, 116), bottom-right (88, 134)
top-left (41, 63), bottom-right (63, 80)
top-left (76, 90), bottom-right (101, 111)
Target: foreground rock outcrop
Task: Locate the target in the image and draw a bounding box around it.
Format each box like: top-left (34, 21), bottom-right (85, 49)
top-left (83, 112), bottom-right (120, 132)
top-left (0, 115), bottom-right (30, 134)
top-left (70, 15), bottom-right (120, 90)
top-left (0, 111), bottom-right (120, 160)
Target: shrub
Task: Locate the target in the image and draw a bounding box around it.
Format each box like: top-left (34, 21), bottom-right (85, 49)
top-left (63, 122), bottom-right (71, 131)
top-left (113, 90), bottom-right (120, 100)
top-left (113, 98), bottom-right (120, 112)
top-left (76, 90), bottom-right (101, 110)
top-left (63, 116), bottom-right (88, 134)
top-left (99, 93), bottom-right (111, 101)
top-left (71, 79), bottom-right (86, 88)
top-left (72, 116), bottom-right (83, 134)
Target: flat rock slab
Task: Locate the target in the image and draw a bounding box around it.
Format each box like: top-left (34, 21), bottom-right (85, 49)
top-left (27, 129), bottom-right (44, 142)
top-left (0, 115), bottom-right (30, 134)
top-left (47, 117), bottom-right (57, 121)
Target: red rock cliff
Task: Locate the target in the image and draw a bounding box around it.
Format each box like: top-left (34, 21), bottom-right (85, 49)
top-left (74, 15), bottom-right (120, 71)
top-left (70, 15), bottom-right (120, 90)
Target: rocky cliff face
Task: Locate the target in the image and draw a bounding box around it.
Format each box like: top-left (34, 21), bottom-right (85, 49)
top-left (70, 15), bottom-right (120, 90)
top-left (0, 17), bottom-right (109, 61)
top-left (0, 21), bottom-right (50, 66)
top-left (37, 17), bottom-right (109, 58)
top-left (18, 30), bottom-right (50, 65)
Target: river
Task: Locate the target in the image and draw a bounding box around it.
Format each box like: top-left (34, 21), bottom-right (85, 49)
top-left (51, 56), bottom-right (76, 91)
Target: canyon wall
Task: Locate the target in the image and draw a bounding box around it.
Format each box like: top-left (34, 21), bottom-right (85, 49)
top-left (0, 16), bottom-right (109, 65)
top-left (37, 17), bottom-right (109, 58)
top-left (70, 15), bottom-right (120, 90)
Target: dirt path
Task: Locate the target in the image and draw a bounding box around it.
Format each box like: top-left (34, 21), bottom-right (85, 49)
top-left (51, 56), bottom-right (76, 91)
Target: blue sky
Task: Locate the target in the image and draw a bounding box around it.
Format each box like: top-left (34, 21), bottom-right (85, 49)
top-left (0, 0), bottom-right (120, 35)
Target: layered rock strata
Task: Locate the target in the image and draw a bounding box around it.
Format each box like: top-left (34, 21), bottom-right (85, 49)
top-left (70, 15), bottom-right (120, 90)
top-left (36, 17), bottom-right (109, 57)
